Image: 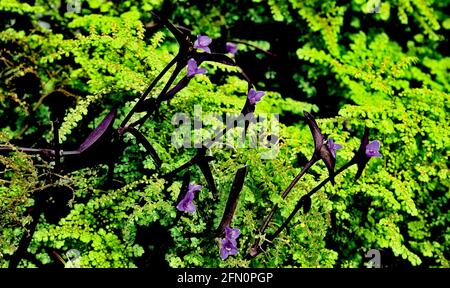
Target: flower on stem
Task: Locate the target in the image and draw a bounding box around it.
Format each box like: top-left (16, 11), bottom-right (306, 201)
top-left (220, 226), bottom-right (241, 260)
top-left (226, 42), bottom-right (238, 55)
top-left (225, 227), bottom-right (241, 240)
top-left (187, 58), bottom-right (206, 77)
top-left (351, 128), bottom-right (382, 181)
top-left (220, 238), bottom-right (238, 260)
top-left (366, 140), bottom-right (382, 157)
top-left (176, 184), bottom-right (202, 213)
top-left (303, 111), bottom-right (337, 184)
top-left (194, 35), bottom-right (212, 53)
top-left (248, 88), bottom-right (265, 105)
top-left (327, 138), bottom-right (343, 159)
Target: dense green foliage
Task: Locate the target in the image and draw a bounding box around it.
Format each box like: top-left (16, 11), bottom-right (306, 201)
top-left (0, 0), bottom-right (448, 268)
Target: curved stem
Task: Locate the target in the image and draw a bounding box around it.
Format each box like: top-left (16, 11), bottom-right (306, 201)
top-left (251, 161), bottom-right (354, 258)
top-left (120, 56), bottom-right (178, 128)
top-left (120, 126), bottom-right (162, 168)
top-left (258, 158), bottom-right (316, 235)
top-left (131, 62), bottom-right (184, 128)
top-left (229, 39), bottom-right (278, 57)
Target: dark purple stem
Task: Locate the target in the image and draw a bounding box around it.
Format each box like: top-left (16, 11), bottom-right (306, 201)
top-left (120, 56), bottom-right (178, 128)
top-left (217, 165), bottom-right (248, 236)
top-left (229, 39), bottom-right (278, 57)
top-left (257, 158), bottom-right (317, 236)
top-left (131, 62), bottom-right (184, 127)
top-left (249, 161), bottom-right (353, 258)
top-left (119, 126), bottom-right (162, 168)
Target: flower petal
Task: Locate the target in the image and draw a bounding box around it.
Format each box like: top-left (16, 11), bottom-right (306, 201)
top-left (196, 67), bottom-right (207, 75)
top-left (187, 58), bottom-right (197, 77)
top-left (366, 140), bottom-right (381, 157)
top-left (220, 246), bottom-right (229, 260)
top-left (200, 46), bottom-right (211, 54)
top-left (228, 245), bottom-right (238, 256)
top-left (198, 35), bottom-right (212, 47)
top-left (184, 201), bottom-right (196, 213)
top-left (254, 91), bottom-right (265, 102)
top-left (176, 201), bottom-right (186, 212)
top-left (367, 140), bottom-right (380, 150)
top-left (176, 191), bottom-right (196, 213)
top-left (225, 227), bottom-right (241, 240)
top-left (220, 238), bottom-right (238, 260)
top-left (248, 89), bottom-right (256, 99)
top-left (247, 89), bottom-right (264, 105)
top-left (188, 184), bottom-right (203, 193)
top-left (327, 138), bottom-right (343, 159)
top-left (226, 42), bottom-right (238, 54)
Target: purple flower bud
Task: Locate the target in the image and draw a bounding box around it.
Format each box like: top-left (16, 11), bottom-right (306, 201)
top-left (327, 138), bottom-right (343, 159)
top-left (194, 35), bottom-right (212, 53)
top-left (366, 140), bottom-right (382, 158)
top-left (226, 42), bottom-right (238, 55)
top-left (248, 88), bottom-right (265, 105)
top-left (187, 58), bottom-right (207, 77)
top-left (176, 184), bottom-right (202, 213)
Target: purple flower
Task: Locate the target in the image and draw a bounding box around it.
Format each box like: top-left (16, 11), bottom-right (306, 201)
top-left (351, 128), bottom-right (382, 181)
top-left (176, 184), bottom-right (202, 213)
top-left (188, 183), bottom-right (203, 193)
top-left (327, 138), bottom-right (343, 159)
top-left (248, 89), bottom-right (265, 105)
top-left (225, 227), bottom-right (241, 240)
top-left (220, 238), bottom-right (238, 260)
top-left (226, 42), bottom-right (238, 55)
top-left (187, 58), bottom-right (206, 77)
top-left (220, 226), bottom-right (241, 260)
top-left (303, 111), bottom-right (337, 184)
top-left (194, 35), bottom-right (212, 53)
top-left (366, 140), bottom-right (382, 158)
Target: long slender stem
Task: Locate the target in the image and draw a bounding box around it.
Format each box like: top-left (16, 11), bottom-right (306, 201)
top-left (163, 148), bottom-right (211, 181)
top-left (268, 180), bottom-right (329, 242)
top-left (0, 146), bottom-right (82, 156)
top-left (258, 159), bottom-right (316, 235)
top-left (282, 159), bottom-right (317, 199)
top-left (230, 39), bottom-right (278, 57)
top-left (203, 109), bottom-right (255, 150)
top-left (0, 146), bottom-right (52, 154)
top-left (131, 62), bottom-right (184, 128)
top-left (120, 126), bottom-right (162, 168)
top-left (163, 158), bottom-right (196, 179)
top-left (120, 56), bottom-right (178, 128)
top-left (250, 161), bottom-right (354, 257)
top-left (165, 111), bottom-right (252, 177)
